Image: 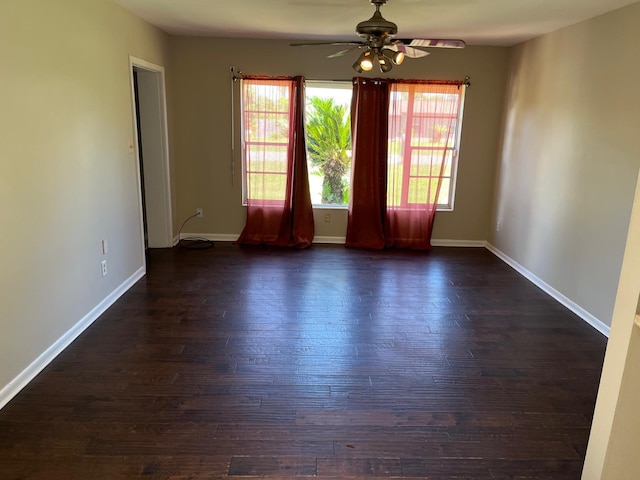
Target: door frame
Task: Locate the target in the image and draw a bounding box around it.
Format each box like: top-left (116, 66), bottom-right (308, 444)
top-left (128, 55), bottom-right (173, 262)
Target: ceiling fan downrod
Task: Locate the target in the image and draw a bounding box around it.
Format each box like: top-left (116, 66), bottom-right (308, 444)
top-left (357, 0), bottom-right (397, 38)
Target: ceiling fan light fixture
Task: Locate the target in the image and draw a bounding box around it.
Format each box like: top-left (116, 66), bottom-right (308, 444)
top-left (382, 48), bottom-right (404, 66)
top-left (378, 55), bottom-right (393, 73)
top-left (357, 50), bottom-right (374, 72)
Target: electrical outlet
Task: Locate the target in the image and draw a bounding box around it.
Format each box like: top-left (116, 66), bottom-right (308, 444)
top-left (324, 213), bottom-right (331, 223)
top-left (196, 208), bottom-right (203, 218)
top-left (101, 260), bottom-right (107, 277)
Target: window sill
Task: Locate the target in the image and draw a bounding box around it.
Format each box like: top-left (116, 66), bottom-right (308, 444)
top-left (312, 204), bottom-right (348, 210)
top-left (313, 205), bottom-right (454, 212)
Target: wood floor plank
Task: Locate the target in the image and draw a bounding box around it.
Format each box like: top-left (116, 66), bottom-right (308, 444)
top-left (317, 457), bottom-right (403, 477)
top-left (0, 244), bottom-right (607, 479)
top-left (228, 456), bottom-right (317, 476)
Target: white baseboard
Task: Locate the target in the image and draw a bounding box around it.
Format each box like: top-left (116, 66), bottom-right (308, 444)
top-left (311, 238), bottom-right (486, 247)
top-left (432, 239), bottom-right (487, 247)
top-left (180, 233), bottom-right (238, 242)
top-left (180, 233), bottom-right (346, 244)
top-left (0, 266), bottom-right (146, 411)
top-left (311, 238), bottom-right (488, 247)
top-left (179, 233), bottom-right (489, 248)
top-left (486, 243), bottom-right (610, 337)
top-left (313, 236), bottom-right (346, 244)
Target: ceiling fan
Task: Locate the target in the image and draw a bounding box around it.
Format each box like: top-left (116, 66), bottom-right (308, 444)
top-left (290, 0), bottom-right (466, 73)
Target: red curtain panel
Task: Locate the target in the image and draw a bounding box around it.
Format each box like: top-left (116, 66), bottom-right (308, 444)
top-left (385, 81), bottom-right (463, 250)
top-left (237, 76), bottom-right (314, 248)
top-left (345, 77), bottom-right (390, 249)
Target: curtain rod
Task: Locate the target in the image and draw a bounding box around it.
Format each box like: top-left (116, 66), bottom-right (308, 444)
top-left (229, 66), bottom-right (243, 186)
top-left (348, 76), bottom-right (471, 87)
top-left (229, 67), bottom-right (470, 87)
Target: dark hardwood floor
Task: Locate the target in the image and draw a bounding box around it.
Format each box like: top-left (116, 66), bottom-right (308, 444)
top-left (0, 244), bottom-right (607, 479)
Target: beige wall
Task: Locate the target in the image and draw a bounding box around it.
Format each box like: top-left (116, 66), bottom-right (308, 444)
top-left (168, 37), bottom-right (509, 242)
top-left (492, 7), bottom-right (640, 474)
top-left (0, 0), bottom-right (168, 394)
top-left (491, 2), bottom-right (640, 326)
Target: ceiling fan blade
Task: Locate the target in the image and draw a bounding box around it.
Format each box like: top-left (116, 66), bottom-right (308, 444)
top-left (327, 46), bottom-right (361, 58)
top-left (398, 39), bottom-right (467, 49)
top-left (290, 41), bottom-right (364, 47)
top-left (401, 46), bottom-right (431, 59)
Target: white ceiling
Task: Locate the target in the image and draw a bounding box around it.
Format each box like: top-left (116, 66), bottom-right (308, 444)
top-left (113, 0), bottom-right (638, 46)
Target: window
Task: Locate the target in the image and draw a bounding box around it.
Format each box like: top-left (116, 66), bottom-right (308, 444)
top-left (241, 79), bottom-right (464, 211)
top-left (241, 79), bottom-right (292, 204)
top-left (305, 82), bottom-right (353, 207)
top-left (388, 82), bottom-right (465, 211)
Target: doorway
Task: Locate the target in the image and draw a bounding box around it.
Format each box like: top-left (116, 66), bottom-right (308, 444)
top-left (129, 56), bottom-right (173, 260)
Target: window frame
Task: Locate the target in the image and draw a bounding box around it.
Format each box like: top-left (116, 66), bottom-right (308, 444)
top-left (440, 85), bottom-right (466, 212)
top-left (304, 80), bottom-right (353, 209)
top-left (389, 84), bottom-right (466, 212)
top-left (240, 79), bottom-right (292, 206)
top-left (240, 79), bottom-right (466, 212)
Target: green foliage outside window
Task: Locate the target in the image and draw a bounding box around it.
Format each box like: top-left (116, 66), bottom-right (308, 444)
top-left (305, 96), bottom-right (352, 205)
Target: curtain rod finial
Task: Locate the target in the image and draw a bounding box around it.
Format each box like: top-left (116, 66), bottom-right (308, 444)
top-left (230, 65), bottom-right (243, 81)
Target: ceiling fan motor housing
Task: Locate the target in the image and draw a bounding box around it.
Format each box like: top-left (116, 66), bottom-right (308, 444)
top-left (356, 4), bottom-right (398, 39)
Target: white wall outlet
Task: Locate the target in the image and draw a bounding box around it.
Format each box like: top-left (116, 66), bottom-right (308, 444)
top-left (102, 239), bottom-right (108, 255)
top-left (196, 208), bottom-right (203, 218)
top-left (324, 213), bottom-right (331, 223)
top-left (101, 260), bottom-right (107, 277)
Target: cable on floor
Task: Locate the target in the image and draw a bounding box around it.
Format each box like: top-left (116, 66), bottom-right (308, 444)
top-left (177, 212), bottom-right (214, 250)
